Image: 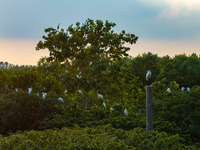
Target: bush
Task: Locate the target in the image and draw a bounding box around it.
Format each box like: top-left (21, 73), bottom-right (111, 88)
top-left (0, 125), bottom-right (197, 149)
top-left (0, 91), bottom-right (60, 135)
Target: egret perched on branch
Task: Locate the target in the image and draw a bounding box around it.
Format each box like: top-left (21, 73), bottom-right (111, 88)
top-left (64, 89), bottom-right (68, 94)
top-left (78, 90), bottom-right (83, 94)
top-left (167, 88), bottom-right (171, 93)
top-left (124, 108), bottom-right (128, 116)
top-left (103, 102), bottom-right (106, 107)
top-left (146, 70), bottom-right (152, 81)
top-left (187, 87), bottom-right (190, 92)
top-left (58, 97), bottom-right (64, 102)
top-left (42, 92), bottom-right (47, 99)
top-left (28, 87), bottom-right (32, 94)
top-left (57, 23), bottom-right (60, 30)
top-left (181, 87), bottom-right (185, 91)
top-left (98, 94), bottom-right (103, 99)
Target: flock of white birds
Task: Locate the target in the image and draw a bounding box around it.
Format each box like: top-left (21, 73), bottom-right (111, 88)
top-left (167, 87), bottom-right (190, 93)
top-left (12, 69), bottom-right (192, 117)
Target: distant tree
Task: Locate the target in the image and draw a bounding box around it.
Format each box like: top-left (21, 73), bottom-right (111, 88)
top-left (4, 62), bottom-right (8, 69)
top-left (157, 54), bottom-right (200, 87)
top-left (128, 52), bottom-right (161, 85)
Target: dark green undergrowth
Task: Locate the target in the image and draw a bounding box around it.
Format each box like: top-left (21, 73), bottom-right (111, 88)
top-left (0, 125), bottom-right (197, 150)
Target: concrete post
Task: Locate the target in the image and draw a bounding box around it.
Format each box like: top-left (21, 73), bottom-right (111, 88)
top-left (146, 86), bottom-right (153, 131)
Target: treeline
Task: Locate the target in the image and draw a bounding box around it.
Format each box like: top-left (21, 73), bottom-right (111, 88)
top-left (0, 61), bottom-right (35, 70)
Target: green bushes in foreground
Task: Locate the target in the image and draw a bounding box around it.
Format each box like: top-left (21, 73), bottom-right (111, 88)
top-left (0, 125), bottom-right (197, 150)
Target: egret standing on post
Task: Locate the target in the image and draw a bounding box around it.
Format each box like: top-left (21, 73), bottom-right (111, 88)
top-left (146, 70), bottom-right (153, 131)
top-left (146, 70), bottom-right (152, 81)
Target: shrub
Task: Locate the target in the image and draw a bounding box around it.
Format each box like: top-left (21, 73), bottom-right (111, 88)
top-left (0, 125), bottom-right (197, 149)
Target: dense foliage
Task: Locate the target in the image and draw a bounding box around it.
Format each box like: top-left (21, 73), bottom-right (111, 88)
top-left (0, 19), bottom-right (200, 149)
top-left (0, 125), bottom-right (197, 149)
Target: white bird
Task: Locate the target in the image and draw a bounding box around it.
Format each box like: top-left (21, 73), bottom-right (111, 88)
top-left (42, 92), bottom-right (47, 99)
top-left (76, 75), bottom-right (81, 79)
top-left (64, 89), bottom-right (68, 94)
top-left (146, 70), bottom-right (152, 81)
top-left (28, 87), bottom-right (32, 94)
top-left (98, 94), bottom-right (103, 99)
top-left (37, 93), bottom-right (39, 96)
top-left (89, 62), bottom-right (93, 66)
top-left (187, 87), bottom-right (190, 92)
top-left (58, 97), bottom-right (64, 102)
top-left (181, 87), bottom-right (185, 91)
top-left (103, 102), bottom-right (106, 107)
top-left (109, 62), bottom-right (111, 66)
top-left (124, 108), bottom-right (128, 116)
top-left (15, 88), bottom-right (18, 92)
top-left (167, 88), bottom-right (171, 93)
top-left (78, 90), bottom-right (83, 94)
top-left (65, 70), bottom-right (69, 73)
top-left (110, 107), bottom-right (114, 111)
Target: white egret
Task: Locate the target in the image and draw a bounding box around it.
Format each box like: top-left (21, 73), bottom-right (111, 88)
top-left (110, 107), bottom-right (114, 111)
top-left (37, 93), bottom-right (39, 96)
top-left (78, 90), bottom-right (83, 94)
top-left (103, 102), bottom-right (106, 107)
top-left (28, 87), bottom-right (32, 94)
top-left (97, 94), bottom-right (103, 99)
top-left (15, 88), bottom-right (18, 92)
top-left (64, 89), bottom-right (68, 94)
top-left (89, 62), bottom-right (93, 66)
top-left (76, 75), bottom-right (81, 79)
top-left (187, 87), bottom-right (190, 92)
top-left (167, 88), bottom-right (171, 93)
top-left (65, 70), bottom-right (69, 73)
top-left (124, 108), bottom-right (128, 116)
top-left (181, 87), bottom-right (185, 91)
top-left (58, 97), bottom-right (64, 102)
top-left (42, 92), bottom-right (47, 99)
top-left (146, 70), bottom-right (152, 81)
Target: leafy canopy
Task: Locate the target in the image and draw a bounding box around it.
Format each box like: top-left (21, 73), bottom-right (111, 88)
top-left (36, 19), bottom-right (138, 63)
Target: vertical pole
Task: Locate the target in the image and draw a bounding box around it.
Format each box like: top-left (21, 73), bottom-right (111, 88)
top-left (146, 86), bottom-right (153, 131)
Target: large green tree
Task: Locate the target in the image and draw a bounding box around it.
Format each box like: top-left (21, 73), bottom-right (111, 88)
top-left (36, 19), bottom-right (138, 63)
top-left (36, 19), bottom-right (138, 93)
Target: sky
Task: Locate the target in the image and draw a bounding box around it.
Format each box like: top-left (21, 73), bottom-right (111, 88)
top-left (0, 0), bottom-right (200, 65)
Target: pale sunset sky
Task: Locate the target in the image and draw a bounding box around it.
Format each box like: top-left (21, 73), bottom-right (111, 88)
top-left (0, 0), bottom-right (200, 65)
